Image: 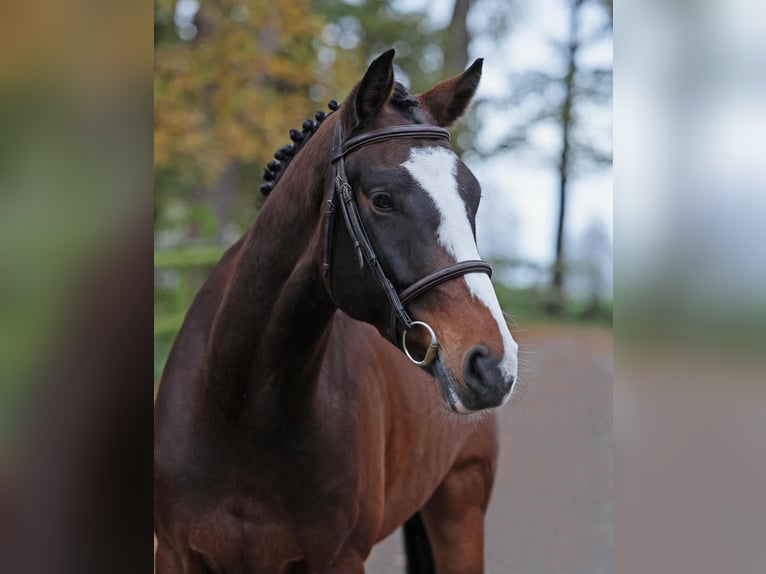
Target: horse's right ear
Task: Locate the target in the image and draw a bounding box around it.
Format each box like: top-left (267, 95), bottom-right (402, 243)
top-left (419, 58), bottom-right (483, 127)
top-left (348, 49), bottom-right (395, 127)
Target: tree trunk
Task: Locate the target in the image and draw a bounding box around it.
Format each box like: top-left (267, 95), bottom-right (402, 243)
top-left (444, 0), bottom-right (472, 77)
top-left (443, 0), bottom-right (473, 156)
top-left (550, 0), bottom-right (582, 311)
top-left (209, 161), bottom-right (241, 244)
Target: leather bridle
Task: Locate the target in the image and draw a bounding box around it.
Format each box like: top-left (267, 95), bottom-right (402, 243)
top-left (323, 120), bottom-right (493, 366)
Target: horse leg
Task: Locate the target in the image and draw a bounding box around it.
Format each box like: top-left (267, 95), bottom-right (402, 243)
top-left (419, 456), bottom-right (495, 574)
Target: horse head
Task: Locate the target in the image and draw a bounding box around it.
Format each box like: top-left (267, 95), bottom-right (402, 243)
top-left (325, 50), bottom-right (519, 414)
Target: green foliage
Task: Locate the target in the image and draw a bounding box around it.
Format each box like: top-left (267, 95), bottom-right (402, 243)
top-left (154, 245), bottom-right (226, 268)
top-left (154, 245), bottom-right (227, 380)
top-left (154, 0), bottom-right (356, 249)
top-left (155, 0), bottom-right (326, 182)
top-left (495, 282), bottom-right (613, 327)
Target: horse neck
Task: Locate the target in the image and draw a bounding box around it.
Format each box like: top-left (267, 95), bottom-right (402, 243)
top-left (204, 122), bottom-right (337, 426)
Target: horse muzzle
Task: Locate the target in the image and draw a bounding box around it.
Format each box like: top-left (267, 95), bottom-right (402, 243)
top-left (431, 347), bottom-right (515, 414)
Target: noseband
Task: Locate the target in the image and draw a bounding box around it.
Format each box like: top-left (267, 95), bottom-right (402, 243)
top-left (322, 120), bottom-right (492, 366)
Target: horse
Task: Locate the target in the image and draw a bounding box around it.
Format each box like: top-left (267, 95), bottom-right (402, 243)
top-left (154, 49), bottom-right (519, 573)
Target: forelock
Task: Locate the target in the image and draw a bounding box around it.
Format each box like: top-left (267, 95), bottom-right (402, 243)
top-left (391, 82), bottom-right (419, 111)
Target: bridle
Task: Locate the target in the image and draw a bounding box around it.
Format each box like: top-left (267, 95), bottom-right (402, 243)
top-left (322, 120), bottom-right (493, 366)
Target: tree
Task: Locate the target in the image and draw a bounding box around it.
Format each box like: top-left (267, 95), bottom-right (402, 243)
top-left (154, 0), bottom-right (331, 241)
top-left (480, 0), bottom-right (612, 311)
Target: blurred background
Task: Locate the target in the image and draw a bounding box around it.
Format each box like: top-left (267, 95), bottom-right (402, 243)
top-left (153, 1), bottom-right (613, 571)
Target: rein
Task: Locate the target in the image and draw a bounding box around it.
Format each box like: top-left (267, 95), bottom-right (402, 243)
top-left (323, 120), bottom-right (492, 366)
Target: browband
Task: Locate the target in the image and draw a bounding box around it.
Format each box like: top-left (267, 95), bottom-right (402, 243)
top-left (332, 125), bottom-right (450, 162)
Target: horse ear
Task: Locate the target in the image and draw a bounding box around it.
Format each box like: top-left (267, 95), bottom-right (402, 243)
top-left (419, 58), bottom-right (483, 127)
top-left (351, 49), bottom-right (395, 127)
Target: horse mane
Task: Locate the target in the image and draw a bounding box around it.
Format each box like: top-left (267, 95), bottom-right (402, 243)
top-left (259, 82), bottom-right (419, 198)
top-left (259, 99), bottom-right (340, 197)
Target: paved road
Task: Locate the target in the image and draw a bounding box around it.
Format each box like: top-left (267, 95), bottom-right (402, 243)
top-left (367, 323), bottom-right (613, 574)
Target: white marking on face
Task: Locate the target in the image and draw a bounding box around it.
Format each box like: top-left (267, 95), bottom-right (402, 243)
top-left (402, 147), bottom-right (519, 382)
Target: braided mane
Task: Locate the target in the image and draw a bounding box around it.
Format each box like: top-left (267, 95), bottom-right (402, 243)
top-left (259, 99), bottom-right (339, 197)
top-left (260, 83), bottom-right (420, 198)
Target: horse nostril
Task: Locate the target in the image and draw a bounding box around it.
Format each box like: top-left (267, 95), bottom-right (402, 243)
top-left (462, 345), bottom-right (494, 390)
top-left (459, 346), bottom-right (515, 410)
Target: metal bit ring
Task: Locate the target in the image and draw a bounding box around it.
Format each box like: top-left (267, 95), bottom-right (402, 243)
top-left (402, 321), bottom-right (439, 366)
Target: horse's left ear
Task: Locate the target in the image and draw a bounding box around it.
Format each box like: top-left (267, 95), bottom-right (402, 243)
top-left (351, 49), bottom-right (396, 128)
top-left (419, 58), bottom-right (483, 127)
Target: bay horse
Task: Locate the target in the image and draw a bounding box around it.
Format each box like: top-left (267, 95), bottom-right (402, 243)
top-left (154, 49), bottom-right (519, 573)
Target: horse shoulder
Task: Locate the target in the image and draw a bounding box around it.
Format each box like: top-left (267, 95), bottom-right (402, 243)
top-left (155, 240), bottom-right (245, 521)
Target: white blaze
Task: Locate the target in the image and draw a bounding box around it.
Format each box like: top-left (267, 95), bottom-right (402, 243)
top-left (402, 147), bottom-right (518, 381)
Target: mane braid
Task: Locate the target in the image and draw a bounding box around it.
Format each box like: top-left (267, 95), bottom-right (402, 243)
top-left (261, 85), bottom-right (416, 197)
top-left (260, 99), bottom-right (340, 197)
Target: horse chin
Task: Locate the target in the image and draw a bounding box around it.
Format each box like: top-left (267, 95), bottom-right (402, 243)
top-left (430, 356), bottom-right (473, 415)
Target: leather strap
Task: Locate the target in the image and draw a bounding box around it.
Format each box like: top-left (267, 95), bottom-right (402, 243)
top-left (330, 122), bottom-right (415, 328)
top-left (321, 198), bottom-right (335, 278)
top-left (332, 125), bottom-right (450, 162)
top-left (399, 260), bottom-right (493, 305)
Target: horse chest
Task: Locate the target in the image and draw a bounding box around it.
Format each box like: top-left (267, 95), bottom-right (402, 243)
top-left (222, 428), bottom-right (365, 565)
top-left (195, 493), bottom-right (357, 573)
top-left (181, 434), bottom-right (362, 573)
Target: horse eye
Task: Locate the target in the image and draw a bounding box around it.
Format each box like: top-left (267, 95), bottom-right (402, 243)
top-left (371, 192), bottom-right (395, 212)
